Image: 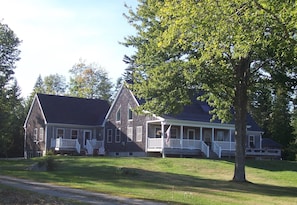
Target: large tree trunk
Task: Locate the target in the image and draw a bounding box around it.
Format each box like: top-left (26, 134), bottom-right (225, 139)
top-left (233, 57), bottom-right (250, 182)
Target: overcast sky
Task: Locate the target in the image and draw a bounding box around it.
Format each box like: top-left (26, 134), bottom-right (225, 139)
top-left (0, 0), bottom-right (137, 97)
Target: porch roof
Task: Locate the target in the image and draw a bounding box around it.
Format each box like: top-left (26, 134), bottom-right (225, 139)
top-left (37, 93), bottom-right (110, 126)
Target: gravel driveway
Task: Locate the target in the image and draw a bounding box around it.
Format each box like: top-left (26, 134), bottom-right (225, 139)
top-left (0, 176), bottom-right (167, 205)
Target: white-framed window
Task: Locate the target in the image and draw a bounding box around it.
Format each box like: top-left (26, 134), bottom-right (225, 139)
top-left (170, 128), bottom-right (178, 139)
top-left (71, 129), bottom-right (78, 139)
top-left (39, 128), bottom-right (44, 141)
top-left (187, 129), bottom-right (195, 140)
top-left (128, 105), bottom-right (133, 120)
top-left (57, 128), bottom-right (64, 138)
top-left (107, 129), bottom-right (112, 143)
top-left (34, 128), bottom-right (38, 141)
top-left (115, 128), bottom-right (121, 143)
top-left (136, 126), bottom-right (142, 142)
top-left (155, 127), bottom-right (162, 138)
top-left (127, 127), bottom-right (133, 142)
top-left (249, 135), bottom-right (255, 148)
top-left (215, 130), bottom-right (224, 141)
top-left (116, 107), bottom-right (121, 122)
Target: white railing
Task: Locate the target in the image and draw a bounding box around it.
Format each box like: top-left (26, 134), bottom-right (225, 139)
top-left (201, 141), bottom-right (209, 158)
top-left (212, 141), bottom-right (222, 158)
top-left (86, 139), bottom-right (105, 155)
top-left (147, 138), bottom-right (162, 151)
top-left (246, 148), bottom-right (281, 156)
top-left (54, 138), bottom-right (81, 153)
top-left (214, 141), bottom-right (235, 151)
top-left (148, 138), bottom-right (202, 151)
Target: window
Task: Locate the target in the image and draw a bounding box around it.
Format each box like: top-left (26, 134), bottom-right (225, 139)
top-left (187, 129), bottom-right (195, 140)
top-left (39, 128), bottom-right (44, 141)
top-left (57, 129), bottom-right (64, 138)
top-left (107, 129), bottom-right (112, 143)
top-left (34, 128), bottom-right (38, 141)
top-left (127, 127), bottom-right (133, 142)
top-left (115, 128), bottom-right (121, 143)
top-left (128, 106), bottom-right (133, 120)
top-left (71, 130), bottom-right (78, 139)
top-left (216, 131), bottom-right (224, 141)
top-left (116, 107), bottom-right (121, 122)
top-left (170, 128), bottom-right (178, 139)
top-left (249, 135), bottom-right (255, 148)
top-left (136, 126), bottom-right (142, 142)
top-left (155, 127), bottom-right (162, 138)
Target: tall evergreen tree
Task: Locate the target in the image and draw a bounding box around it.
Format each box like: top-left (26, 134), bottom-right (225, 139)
top-left (0, 21), bottom-right (22, 157)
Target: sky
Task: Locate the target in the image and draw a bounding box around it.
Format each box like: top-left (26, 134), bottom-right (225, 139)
top-left (0, 0), bottom-right (138, 97)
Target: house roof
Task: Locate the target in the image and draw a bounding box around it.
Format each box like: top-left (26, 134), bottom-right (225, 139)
top-left (131, 86), bottom-right (262, 132)
top-left (262, 138), bottom-right (282, 148)
top-left (37, 93), bottom-right (110, 126)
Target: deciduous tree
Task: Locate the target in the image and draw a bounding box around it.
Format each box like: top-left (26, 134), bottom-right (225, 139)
top-left (123, 0), bottom-right (297, 181)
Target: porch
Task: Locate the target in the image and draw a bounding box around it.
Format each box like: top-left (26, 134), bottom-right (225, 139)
top-left (50, 138), bottom-right (104, 155)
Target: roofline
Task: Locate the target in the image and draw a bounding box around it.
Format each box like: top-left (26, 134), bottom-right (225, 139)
top-left (24, 94), bottom-right (47, 127)
top-left (103, 82), bottom-right (139, 126)
top-left (46, 122), bottom-right (104, 128)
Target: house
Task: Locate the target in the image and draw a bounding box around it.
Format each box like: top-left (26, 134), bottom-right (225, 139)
top-left (104, 82), bottom-right (281, 159)
top-left (24, 93), bottom-right (110, 158)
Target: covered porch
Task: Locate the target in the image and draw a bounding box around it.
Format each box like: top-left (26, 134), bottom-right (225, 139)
top-left (146, 120), bottom-right (236, 158)
top-left (50, 138), bottom-right (104, 155)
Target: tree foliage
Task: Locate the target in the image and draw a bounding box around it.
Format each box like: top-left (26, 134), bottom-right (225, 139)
top-left (69, 59), bottom-right (113, 101)
top-left (123, 0), bottom-right (297, 181)
top-left (0, 21), bottom-right (23, 157)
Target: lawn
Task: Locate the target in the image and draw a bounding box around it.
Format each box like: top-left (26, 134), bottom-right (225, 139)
top-left (0, 157), bottom-right (296, 205)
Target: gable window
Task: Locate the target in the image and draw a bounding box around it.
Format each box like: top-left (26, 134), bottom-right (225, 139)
top-left (107, 129), bottom-right (112, 143)
top-left (136, 126), bottom-right (142, 142)
top-left (115, 128), bottom-right (121, 143)
top-left (39, 128), bottom-right (44, 141)
top-left (116, 107), bottom-right (121, 122)
top-left (127, 127), bottom-right (133, 142)
top-left (34, 128), bottom-right (38, 141)
top-left (57, 128), bottom-right (64, 138)
top-left (71, 130), bottom-right (78, 139)
top-left (128, 106), bottom-right (133, 120)
top-left (249, 135), bottom-right (255, 148)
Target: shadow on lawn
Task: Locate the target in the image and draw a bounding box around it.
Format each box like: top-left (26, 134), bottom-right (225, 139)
top-left (245, 159), bottom-right (297, 172)
top-left (51, 163), bottom-right (297, 201)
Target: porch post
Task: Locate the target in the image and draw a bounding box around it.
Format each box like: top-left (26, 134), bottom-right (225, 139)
top-left (161, 121), bottom-right (165, 158)
top-left (229, 129), bottom-right (232, 151)
top-left (211, 128), bottom-right (214, 143)
top-left (180, 125), bottom-right (183, 149)
top-left (200, 127), bottom-right (203, 141)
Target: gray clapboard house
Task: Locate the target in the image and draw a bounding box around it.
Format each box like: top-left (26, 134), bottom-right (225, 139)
top-left (24, 85), bottom-right (281, 159)
top-left (104, 82), bottom-right (281, 159)
top-left (24, 93), bottom-right (109, 158)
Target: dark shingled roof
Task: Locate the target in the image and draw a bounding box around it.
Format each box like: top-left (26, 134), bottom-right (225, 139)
top-left (135, 92), bottom-right (262, 132)
top-left (262, 138), bottom-right (282, 149)
top-left (37, 93), bottom-right (110, 126)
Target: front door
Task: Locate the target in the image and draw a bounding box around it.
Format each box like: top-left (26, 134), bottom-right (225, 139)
top-left (203, 129), bottom-right (212, 147)
top-left (83, 130), bottom-right (92, 148)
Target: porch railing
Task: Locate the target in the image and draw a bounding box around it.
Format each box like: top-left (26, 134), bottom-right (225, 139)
top-left (86, 139), bottom-right (105, 155)
top-left (201, 141), bottom-right (209, 158)
top-left (212, 141), bottom-right (222, 158)
top-left (246, 148), bottom-right (281, 157)
top-left (52, 138), bottom-right (81, 153)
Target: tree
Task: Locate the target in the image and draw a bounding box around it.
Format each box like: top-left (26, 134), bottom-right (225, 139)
top-left (44, 74), bottom-right (67, 95)
top-left (0, 21), bottom-right (22, 157)
top-left (69, 59), bottom-right (113, 101)
top-left (123, 0), bottom-right (297, 181)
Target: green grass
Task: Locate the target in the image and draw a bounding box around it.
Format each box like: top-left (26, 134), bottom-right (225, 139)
top-left (0, 157), bottom-right (296, 205)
